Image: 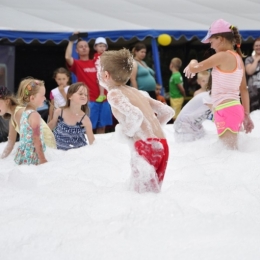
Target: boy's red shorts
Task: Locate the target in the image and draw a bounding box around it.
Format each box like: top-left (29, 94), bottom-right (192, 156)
top-left (134, 138), bottom-right (169, 183)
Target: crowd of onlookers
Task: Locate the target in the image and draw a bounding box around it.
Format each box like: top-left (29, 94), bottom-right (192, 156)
top-left (0, 35), bottom-right (259, 144)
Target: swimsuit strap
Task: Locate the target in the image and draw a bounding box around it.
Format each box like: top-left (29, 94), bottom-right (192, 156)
top-left (79, 114), bottom-right (86, 123)
top-left (26, 109), bottom-right (36, 115)
top-left (25, 109), bottom-right (37, 121)
top-left (60, 109), bottom-right (63, 118)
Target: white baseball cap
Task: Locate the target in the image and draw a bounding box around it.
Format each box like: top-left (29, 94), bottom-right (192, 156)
top-left (94, 37), bottom-right (108, 48)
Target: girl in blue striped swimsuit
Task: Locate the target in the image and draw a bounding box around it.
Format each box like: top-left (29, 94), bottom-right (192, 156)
top-left (48, 82), bottom-right (95, 150)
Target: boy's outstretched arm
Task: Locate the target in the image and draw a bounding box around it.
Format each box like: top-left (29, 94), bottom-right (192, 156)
top-left (107, 89), bottom-right (143, 137)
top-left (140, 91), bottom-right (174, 125)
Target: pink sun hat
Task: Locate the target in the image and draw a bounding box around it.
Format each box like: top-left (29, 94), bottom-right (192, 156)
top-left (202, 19), bottom-right (232, 43)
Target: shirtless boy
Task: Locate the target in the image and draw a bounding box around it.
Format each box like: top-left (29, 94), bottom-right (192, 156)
top-left (97, 49), bottom-right (174, 193)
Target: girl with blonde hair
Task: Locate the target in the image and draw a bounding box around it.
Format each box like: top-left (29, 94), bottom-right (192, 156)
top-left (0, 81), bottom-right (56, 159)
top-left (14, 78), bottom-right (48, 165)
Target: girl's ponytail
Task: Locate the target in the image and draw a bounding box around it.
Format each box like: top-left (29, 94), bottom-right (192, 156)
top-left (230, 25), bottom-right (246, 58)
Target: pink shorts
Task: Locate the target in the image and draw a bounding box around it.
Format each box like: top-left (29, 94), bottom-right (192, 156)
top-left (214, 101), bottom-right (244, 136)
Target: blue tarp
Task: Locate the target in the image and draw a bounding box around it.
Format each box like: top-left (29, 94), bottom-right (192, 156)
top-left (1, 28), bottom-right (259, 89)
top-left (0, 29), bottom-right (259, 44)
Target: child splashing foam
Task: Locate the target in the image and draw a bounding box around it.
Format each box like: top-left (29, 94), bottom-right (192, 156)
top-left (97, 49), bottom-right (174, 193)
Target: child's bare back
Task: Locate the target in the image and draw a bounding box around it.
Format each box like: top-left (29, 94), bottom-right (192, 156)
top-left (99, 49), bottom-right (174, 192)
top-left (107, 86), bottom-right (173, 142)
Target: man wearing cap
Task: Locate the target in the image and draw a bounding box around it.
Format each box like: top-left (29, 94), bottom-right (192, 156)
top-left (65, 33), bottom-right (112, 134)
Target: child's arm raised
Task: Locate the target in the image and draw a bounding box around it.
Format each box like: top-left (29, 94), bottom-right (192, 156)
top-left (184, 52), bottom-right (227, 78)
top-left (48, 99), bottom-right (54, 122)
top-left (48, 108), bottom-right (60, 130)
top-left (29, 112), bottom-right (47, 164)
top-left (107, 89), bottom-right (143, 137)
top-left (1, 121), bottom-right (17, 159)
top-left (82, 116), bottom-right (95, 145)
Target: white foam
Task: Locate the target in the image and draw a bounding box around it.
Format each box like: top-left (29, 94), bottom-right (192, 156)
top-left (1, 111), bottom-right (260, 259)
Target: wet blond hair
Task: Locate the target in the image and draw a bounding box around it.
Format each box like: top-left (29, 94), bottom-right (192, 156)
top-left (16, 77), bottom-right (45, 105)
top-left (100, 48), bottom-right (134, 84)
top-left (197, 70), bottom-right (211, 92)
top-left (171, 58), bottom-right (182, 69)
top-left (66, 82), bottom-right (89, 115)
top-left (197, 70), bottom-right (210, 79)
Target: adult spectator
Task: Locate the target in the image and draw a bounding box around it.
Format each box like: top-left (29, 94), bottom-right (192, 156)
top-left (130, 43), bottom-right (157, 99)
top-left (245, 37), bottom-right (260, 112)
top-left (65, 34), bottom-right (112, 134)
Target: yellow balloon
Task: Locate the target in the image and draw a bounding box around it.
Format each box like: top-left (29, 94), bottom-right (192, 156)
top-left (158, 34), bottom-right (172, 46)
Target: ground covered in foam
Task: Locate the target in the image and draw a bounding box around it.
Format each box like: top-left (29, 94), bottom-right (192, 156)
top-left (1, 111), bottom-right (260, 260)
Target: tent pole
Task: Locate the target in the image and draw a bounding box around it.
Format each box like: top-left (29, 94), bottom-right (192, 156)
top-left (71, 44), bottom-right (78, 83)
top-left (151, 38), bottom-right (163, 94)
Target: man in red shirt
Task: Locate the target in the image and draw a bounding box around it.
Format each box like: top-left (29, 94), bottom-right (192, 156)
top-left (65, 34), bottom-right (112, 134)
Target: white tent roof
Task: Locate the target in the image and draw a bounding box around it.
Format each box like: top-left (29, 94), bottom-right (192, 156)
top-left (0, 0), bottom-right (259, 43)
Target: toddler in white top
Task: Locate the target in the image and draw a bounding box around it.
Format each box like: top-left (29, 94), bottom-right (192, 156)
top-left (49, 67), bottom-right (70, 121)
top-left (174, 91), bottom-right (212, 142)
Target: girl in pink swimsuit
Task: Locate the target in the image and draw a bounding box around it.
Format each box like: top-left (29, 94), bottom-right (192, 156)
top-left (184, 19), bottom-right (254, 149)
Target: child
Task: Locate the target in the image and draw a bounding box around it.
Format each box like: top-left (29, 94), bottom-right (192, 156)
top-left (184, 19), bottom-right (254, 149)
top-left (0, 84), bottom-right (56, 159)
top-left (97, 49), bottom-right (174, 193)
top-left (169, 57), bottom-right (186, 120)
top-left (14, 79), bottom-right (47, 165)
top-left (193, 70), bottom-right (211, 96)
top-left (155, 84), bottom-right (166, 104)
top-left (93, 37), bottom-right (108, 103)
top-left (48, 82), bottom-right (95, 150)
top-left (174, 76), bottom-right (213, 142)
top-left (0, 87), bottom-right (10, 143)
top-left (48, 67), bottom-right (70, 121)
